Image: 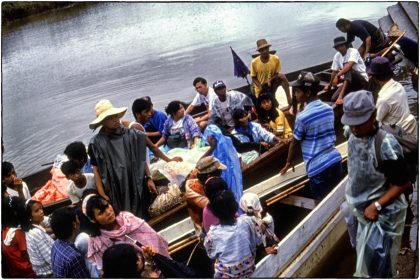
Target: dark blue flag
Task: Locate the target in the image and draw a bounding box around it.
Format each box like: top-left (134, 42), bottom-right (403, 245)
top-left (230, 47), bottom-right (249, 79)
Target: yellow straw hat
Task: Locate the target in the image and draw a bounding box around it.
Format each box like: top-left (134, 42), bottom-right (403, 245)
top-left (89, 99), bottom-right (127, 130)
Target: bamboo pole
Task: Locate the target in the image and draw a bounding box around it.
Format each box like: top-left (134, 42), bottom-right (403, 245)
top-left (381, 31), bottom-right (406, 58)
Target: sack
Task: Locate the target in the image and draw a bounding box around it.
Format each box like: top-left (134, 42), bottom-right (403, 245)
top-left (148, 184), bottom-right (184, 217)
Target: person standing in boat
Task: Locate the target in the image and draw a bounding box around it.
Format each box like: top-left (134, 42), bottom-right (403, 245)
top-left (336, 18), bottom-right (389, 60)
top-left (156, 100), bottom-right (202, 150)
top-left (280, 72), bottom-right (342, 200)
top-left (185, 77), bottom-right (218, 131)
top-left (325, 36), bottom-right (369, 105)
top-left (341, 90), bottom-right (410, 277)
top-left (208, 80), bottom-right (254, 134)
top-left (88, 99), bottom-right (156, 219)
top-left (250, 39), bottom-right (292, 107)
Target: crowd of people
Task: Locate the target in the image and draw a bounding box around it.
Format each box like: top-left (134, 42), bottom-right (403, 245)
top-left (1, 17), bottom-right (418, 278)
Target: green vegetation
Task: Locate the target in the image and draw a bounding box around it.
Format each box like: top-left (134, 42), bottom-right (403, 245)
top-left (2, 1), bottom-right (76, 23)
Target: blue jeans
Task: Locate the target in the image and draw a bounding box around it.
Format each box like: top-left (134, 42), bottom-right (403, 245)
top-left (309, 161), bottom-right (342, 200)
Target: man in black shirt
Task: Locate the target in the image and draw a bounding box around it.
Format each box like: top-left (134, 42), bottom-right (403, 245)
top-left (336, 18), bottom-right (389, 60)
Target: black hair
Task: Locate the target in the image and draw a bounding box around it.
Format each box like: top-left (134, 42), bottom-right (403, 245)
top-left (373, 71), bottom-right (394, 82)
top-left (1, 196), bottom-right (25, 230)
top-left (20, 199), bottom-right (42, 232)
top-left (2, 161), bottom-right (14, 178)
top-left (336, 18), bottom-right (351, 29)
top-left (208, 190), bottom-right (238, 225)
top-left (204, 176), bottom-right (228, 199)
top-left (193, 77), bottom-right (207, 87)
top-left (102, 243), bottom-right (143, 278)
top-left (60, 160), bottom-right (81, 177)
top-left (197, 169), bottom-right (222, 185)
top-left (84, 195), bottom-right (120, 237)
top-left (294, 72), bottom-right (320, 97)
top-left (232, 108), bottom-right (247, 122)
top-left (256, 93), bottom-right (279, 123)
top-left (165, 100), bottom-right (183, 117)
top-left (50, 206), bottom-right (77, 240)
top-left (63, 141), bottom-right (88, 167)
top-left (131, 97), bottom-right (153, 119)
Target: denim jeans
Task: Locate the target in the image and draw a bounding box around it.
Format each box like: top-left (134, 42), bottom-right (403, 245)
top-left (309, 161), bottom-right (343, 200)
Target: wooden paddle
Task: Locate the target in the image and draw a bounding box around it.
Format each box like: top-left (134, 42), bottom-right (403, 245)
top-left (381, 31), bottom-right (406, 58)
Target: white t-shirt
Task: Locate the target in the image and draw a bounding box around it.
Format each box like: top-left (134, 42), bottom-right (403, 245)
top-left (331, 48), bottom-right (368, 81)
top-left (219, 100), bottom-right (235, 127)
top-left (7, 181), bottom-right (31, 200)
top-left (170, 117), bottom-right (185, 135)
top-left (67, 173), bottom-right (96, 204)
top-left (190, 87), bottom-right (217, 110)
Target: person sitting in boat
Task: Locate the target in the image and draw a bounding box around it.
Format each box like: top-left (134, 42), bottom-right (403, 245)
top-left (324, 36), bottom-right (369, 106)
top-left (336, 18), bottom-right (389, 60)
top-left (280, 72), bottom-right (342, 200)
top-left (387, 24), bottom-right (418, 68)
top-left (82, 194), bottom-right (170, 271)
top-left (50, 206), bottom-right (90, 278)
top-left (2, 161), bottom-right (31, 200)
top-left (123, 97), bottom-right (183, 163)
top-left (156, 100), bottom-right (202, 150)
top-left (185, 77), bottom-right (218, 131)
top-left (231, 108), bottom-right (282, 157)
top-left (20, 199), bottom-right (54, 277)
top-left (250, 38), bottom-right (292, 107)
top-left (64, 141), bottom-right (93, 174)
top-left (61, 160), bottom-right (97, 205)
top-left (208, 80), bottom-right (254, 134)
top-left (204, 189), bottom-right (262, 278)
top-left (88, 99), bottom-right (156, 219)
top-left (185, 156), bottom-right (227, 233)
top-left (239, 192), bottom-right (279, 256)
top-left (341, 90), bottom-right (411, 277)
top-left (130, 96), bottom-right (167, 143)
top-left (2, 196), bottom-right (37, 278)
top-left (256, 93), bottom-right (293, 139)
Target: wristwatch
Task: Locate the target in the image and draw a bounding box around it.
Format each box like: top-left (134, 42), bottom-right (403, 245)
top-left (374, 201), bottom-right (382, 211)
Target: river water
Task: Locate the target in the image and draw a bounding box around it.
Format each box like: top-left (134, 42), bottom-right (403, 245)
top-left (2, 2), bottom-right (398, 177)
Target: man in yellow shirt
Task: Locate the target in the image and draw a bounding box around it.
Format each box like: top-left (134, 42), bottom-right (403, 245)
top-left (250, 39), bottom-right (292, 107)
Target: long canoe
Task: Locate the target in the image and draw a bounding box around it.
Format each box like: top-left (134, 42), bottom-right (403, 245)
top-left (22, 60), bottom-right (338, 223)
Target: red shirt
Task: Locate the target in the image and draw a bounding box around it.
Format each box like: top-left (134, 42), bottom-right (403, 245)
top-left (2, 227), bottom-right (36, 278)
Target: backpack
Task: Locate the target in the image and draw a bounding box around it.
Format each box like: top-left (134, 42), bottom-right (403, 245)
top-left (374, 124), bottom-right (418, 183)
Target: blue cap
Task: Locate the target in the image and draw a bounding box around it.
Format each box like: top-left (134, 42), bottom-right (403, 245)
top-left (367, 57), bottom-right (394, 76)
top-left (341, 90), bottom-right (375, 126)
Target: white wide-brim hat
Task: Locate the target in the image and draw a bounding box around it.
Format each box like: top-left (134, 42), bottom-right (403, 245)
top-left (89, 99), bottom-right (127, 130)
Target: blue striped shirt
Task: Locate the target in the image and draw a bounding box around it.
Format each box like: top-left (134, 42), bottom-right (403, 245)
top-left (293, 100), bottom-right (341, 177)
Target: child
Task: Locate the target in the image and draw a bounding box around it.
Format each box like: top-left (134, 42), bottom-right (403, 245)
top-left (61, 160), bottom-right (97, 204)
top-left (2, 162), bottom-right (31, 200)
top-left (239, 192), bottom-right (279, 255)
top-left (1, 196), bottom-right (36, 278)
top-left (204, 190), bottom-right (262, 278)
top-left (21, 199), bottom-right (54, 277)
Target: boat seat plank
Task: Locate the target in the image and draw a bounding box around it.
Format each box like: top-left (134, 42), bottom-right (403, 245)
top-left (399, 2), bottom-right (419, 31)
top-left (387, 4), bottom-right (418, 41)
top-left (279, 195), bottom-right (318, 210)
top-left (253, 176), bottom-right (348, 277)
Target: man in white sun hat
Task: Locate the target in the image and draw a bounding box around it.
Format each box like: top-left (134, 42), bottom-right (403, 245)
top-left (88, 99), bottom-right (157, 219)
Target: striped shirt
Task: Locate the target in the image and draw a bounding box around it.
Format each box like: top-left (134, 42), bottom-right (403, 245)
top-left (204, 215), bottom-right (262, 278)
top-left (26, 225), bottom-right (54, 276)
top-left (293, 100), bottom-right (341, 177)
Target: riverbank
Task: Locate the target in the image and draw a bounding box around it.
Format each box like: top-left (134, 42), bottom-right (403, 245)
top-left (1, 2), bottom-right (93, 24)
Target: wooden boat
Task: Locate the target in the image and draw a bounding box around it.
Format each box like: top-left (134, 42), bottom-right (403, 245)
top-left (23, 60), bottom-right (336, 221)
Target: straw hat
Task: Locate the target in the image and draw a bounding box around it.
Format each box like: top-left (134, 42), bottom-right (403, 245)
top-left (388, 24), bottom-right (404, 37)
top-left (89, 99), bottom-right (127, 129)
top-left (256, 38), bottom-right (272, 51)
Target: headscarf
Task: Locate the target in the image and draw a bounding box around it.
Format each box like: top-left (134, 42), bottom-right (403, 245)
top-left (239, 192), bottom-right (262, 218)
